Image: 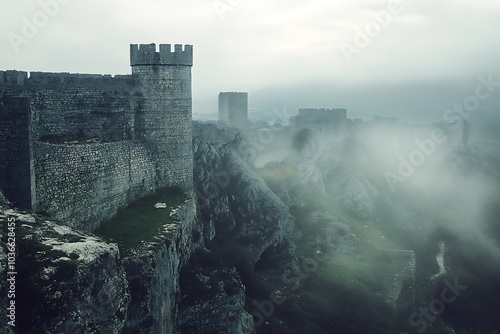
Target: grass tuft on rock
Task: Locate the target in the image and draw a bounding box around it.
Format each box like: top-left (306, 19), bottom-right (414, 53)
top-left (94, 187), bottom-right (187, 253)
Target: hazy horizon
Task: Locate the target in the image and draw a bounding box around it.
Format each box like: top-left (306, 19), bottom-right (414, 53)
top-left (2, 2), bottom-right (500, 333)
top-left (2, 0), bottom-right (500, 101)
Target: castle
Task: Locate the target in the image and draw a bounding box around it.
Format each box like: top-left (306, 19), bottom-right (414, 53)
top-left (218, 92), bottom-right (249, 128)
top-left (290, 108), bottom-right (348, 133)
top-left (0, 43), bottom-right (193, 231)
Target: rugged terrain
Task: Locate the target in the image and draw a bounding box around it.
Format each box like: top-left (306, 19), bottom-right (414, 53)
top-left (1, 120), bottom-right (500, 334)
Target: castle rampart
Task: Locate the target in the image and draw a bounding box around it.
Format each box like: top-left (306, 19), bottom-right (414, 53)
top-left (130, 44), bottom-right (193, 66)
top-left (1, 70), bottom-right (137, 143)
top-left (0, 43), bottom-right (194, 231)
top-left (33, 140), bottom-right (157, 231)
top-left (1, 71), bottom-right (132, 91)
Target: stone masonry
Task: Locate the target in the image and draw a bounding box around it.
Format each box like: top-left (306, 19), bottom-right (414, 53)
top-left (0, 43), bottom-right (193, 231)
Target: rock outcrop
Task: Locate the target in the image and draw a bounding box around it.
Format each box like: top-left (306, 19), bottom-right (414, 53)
top-left (176, 122), bottom-right (305, 333)
top-left (178, 250), bottom-right (254, 333)
top-left (0, 208), bottom-right (129, 334)
top-left (378, 249), bottom-right (416, 311)
top-left (1, 116), bottom-right (495, 333)
top-left (121, 198), bottom-right (199, 334)
top-left (193, 122), bottom-right (297, 270)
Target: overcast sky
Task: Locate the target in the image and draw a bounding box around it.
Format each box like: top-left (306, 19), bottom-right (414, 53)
top-left (1, 0), bottom-right (500, 101)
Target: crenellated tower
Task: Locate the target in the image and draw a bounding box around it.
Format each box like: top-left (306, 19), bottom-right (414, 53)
top-left (0, 43), bottom-right (194, 230)
top-left (130, 43), bottom-right (194, 191)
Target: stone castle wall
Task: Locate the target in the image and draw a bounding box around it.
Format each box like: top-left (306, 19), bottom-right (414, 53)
top-left (33, 140), bottom-right (157, 231)
top-left (0, 96), bottom-right (35, 210)
top-left (131, 48), bottom-right (193, 190)
top-left (0, 43), bottom-right (193, 231)
top-left (1, 71), bottom-right (138, 142)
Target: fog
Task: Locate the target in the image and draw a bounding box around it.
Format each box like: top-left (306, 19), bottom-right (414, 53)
top-left (240, 106), bottom-right (500, 330)
top-left (2, 0), bottom-right (499, 332)
top-left (2, 1), bottom-right (499, 133)
top-left (1, 0), bottom-right (500, 100)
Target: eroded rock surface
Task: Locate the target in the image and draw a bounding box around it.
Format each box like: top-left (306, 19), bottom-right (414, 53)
top-left (193, 122), bottom-right (297, 270)
top-left (0, 208), bottom-right (129, 334)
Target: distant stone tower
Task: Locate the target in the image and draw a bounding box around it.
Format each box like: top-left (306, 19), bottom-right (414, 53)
top-left (130, 43), bottom-right (193, 190)
top-left (218, 92), bottom-right (248, 128)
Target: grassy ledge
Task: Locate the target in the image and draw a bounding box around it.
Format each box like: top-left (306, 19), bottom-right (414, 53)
top-left (94, 187), bottom-right (188, 253)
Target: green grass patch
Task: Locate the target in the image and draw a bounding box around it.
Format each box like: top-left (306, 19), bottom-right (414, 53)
top-left (290, 183), bottom-right (402, 254)
top-left (255, 163), bottom-right (297, 180)
top-left (94, 187), bottom-right (187, 253)
top-left (317, 251), bottom-right (411, 294)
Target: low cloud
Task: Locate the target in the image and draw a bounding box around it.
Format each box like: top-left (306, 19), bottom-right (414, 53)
top-left (1, 0), bottom-right (499, 99)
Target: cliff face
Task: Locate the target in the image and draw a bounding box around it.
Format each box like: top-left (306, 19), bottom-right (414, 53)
top-left (193, 122), bottom-right (297, 270)
top-left (0, 121), bottom-right (300, 334)
top-left (0, 197), bottom-right (205, 334)
top-left (121, 198), bottom-right (199, 334)
top-left (118, 122), bottom-right (298, 334)
top-left (2, 119), bottom-right (497, 333)
top-left (178, 257), bottom-right (254, 333)
top-left (0, 207), bottom-right (129, 334)
top-left (171, 122), bottom-right (300, 333)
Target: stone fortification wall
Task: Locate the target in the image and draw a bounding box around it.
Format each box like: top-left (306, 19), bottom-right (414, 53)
top-left (131, 44), bottom-right (193, 191)
top-left (0, 96), bottom-right (35, 210)
top-left (0, 70), bottom-right (138, 143)
top-left (0, 43), bottom-right (194, 230)
top-left (33, 140), bottom-right (157, 231)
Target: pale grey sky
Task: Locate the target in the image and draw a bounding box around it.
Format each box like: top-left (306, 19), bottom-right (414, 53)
top-left (1, 0), bottom-right (500, 100)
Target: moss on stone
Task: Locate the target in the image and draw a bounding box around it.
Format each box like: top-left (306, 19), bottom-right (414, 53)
top-left (94, 187), bottom-right (187, 253)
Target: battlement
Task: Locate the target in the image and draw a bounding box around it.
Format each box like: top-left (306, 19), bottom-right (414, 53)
top-left (0, 70), bottom-right (132, 92)
top-left (27, 72), bottom-right (132, 89)
top-left (0, 70), bottom-right (28, 86)
top-left (130, 43), bottom-right (193, 66)
top-left (299, 108), bottom-right (347, 116)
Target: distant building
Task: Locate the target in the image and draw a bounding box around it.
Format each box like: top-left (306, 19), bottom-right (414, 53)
top-left (291, 108), bottom-right (347, 132)
top-left (218, 92), bottom-right (248, 128)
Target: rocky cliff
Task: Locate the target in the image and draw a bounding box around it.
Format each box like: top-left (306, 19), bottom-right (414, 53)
top-left (174, 122), bottom-right (300, 333)
top-left (0, 207), bottom-right (129, 334)
top-left (121, 198), bottom-right (198, 334)
top-left (2, 119), bottom-right (497, 334)
top-left (192, 123), bottom-right (297, 270)
top-left (0, 121), bottom-right (302, 334)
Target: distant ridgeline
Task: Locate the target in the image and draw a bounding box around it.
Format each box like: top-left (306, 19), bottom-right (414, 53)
top-left (0, 44), bottom-right (194, 231)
